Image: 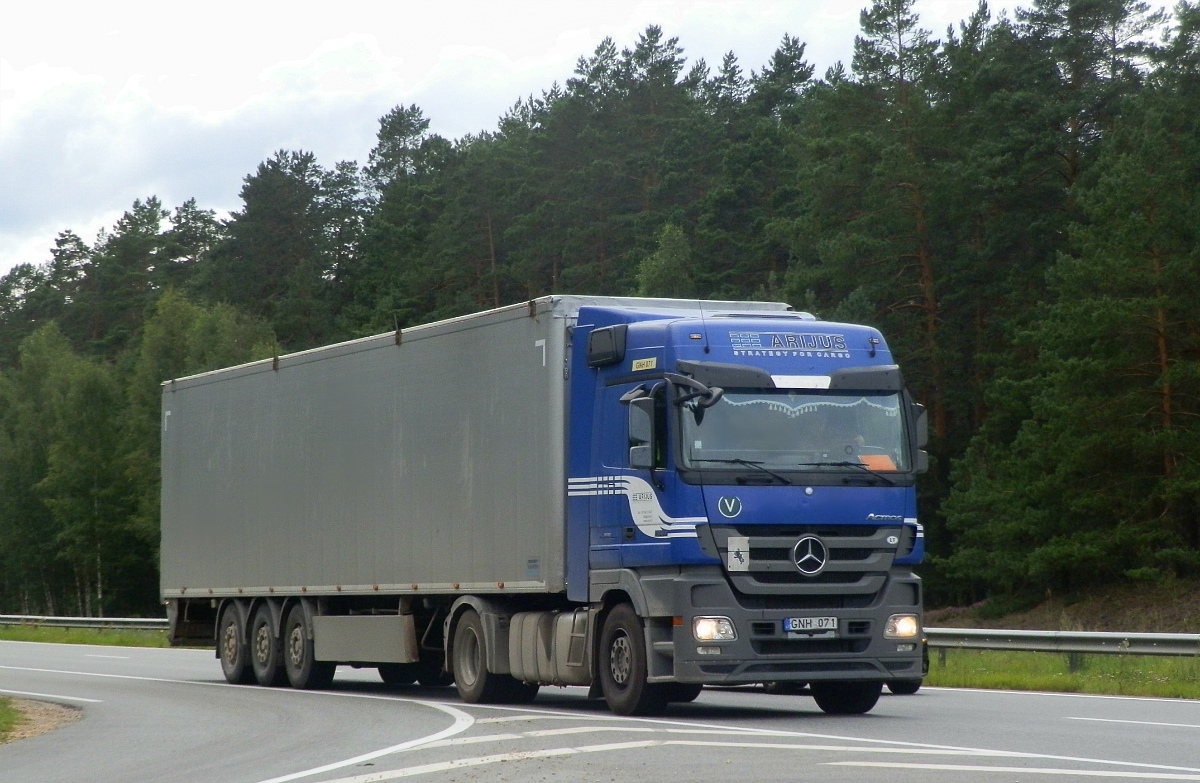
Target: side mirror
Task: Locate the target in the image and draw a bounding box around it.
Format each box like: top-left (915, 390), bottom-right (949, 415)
top-left (630, 445), bottom-right (654, 470)
top-left (628, 397), bottom-right (655, 469)
top-left (912, 403), bottom-right (928, 449)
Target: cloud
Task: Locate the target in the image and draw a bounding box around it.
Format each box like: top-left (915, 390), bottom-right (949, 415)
top-left (0, 46), bottom-right (392, 269)
top-left (0, 0), bottom-right (1031, 277)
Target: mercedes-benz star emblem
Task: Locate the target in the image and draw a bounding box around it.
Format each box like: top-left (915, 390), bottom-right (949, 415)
top-left (792, 536), bottom-right (828, 576)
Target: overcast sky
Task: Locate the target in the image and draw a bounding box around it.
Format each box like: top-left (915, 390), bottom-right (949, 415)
top-left (0, 0), bottom-right (1026, 279)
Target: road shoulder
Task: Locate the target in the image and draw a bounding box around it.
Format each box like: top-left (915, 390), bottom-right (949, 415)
top-left (0, 698), bottom-right (80, 743)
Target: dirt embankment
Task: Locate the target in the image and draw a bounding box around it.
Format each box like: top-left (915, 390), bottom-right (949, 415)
top-left (1, 699), bottom-right (81, 743)
top-left (927, 579), bottom-right (1200, 632)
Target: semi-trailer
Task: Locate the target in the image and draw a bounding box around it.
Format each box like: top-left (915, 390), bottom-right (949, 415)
top-left (161, 295), bottom-right (927, 715)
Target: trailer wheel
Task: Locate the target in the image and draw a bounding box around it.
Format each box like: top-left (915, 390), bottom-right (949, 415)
top-left (250, 603), bottom-right (288, 686)
top-left (810, 680), bottom-right (882, 714)
top-left (218, 604), bottom-right (254, 684)
top-left (599, 604), bottom-right (666, 716)
top-left (887, 678), bottom-right (922, 695)
top-left (283, 604), bottom-right (335, 689)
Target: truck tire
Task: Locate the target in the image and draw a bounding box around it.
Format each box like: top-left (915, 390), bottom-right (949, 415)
top-left (378, 663), bottom-right (419, 685)
top-left (218, 604), bottom-right (254, 684)
top-left (887, 678), bottom-right (922, 695)
top-left (810, 680), bottom-right (882, 714)
top-left (452, 609), bottom-right (509, 703)
top-left (283, 604), bottom-right (335, 689)
top-left (599, 604), bottom-right (667, 716)
top-left (250, 603), bottom-right (288, 687)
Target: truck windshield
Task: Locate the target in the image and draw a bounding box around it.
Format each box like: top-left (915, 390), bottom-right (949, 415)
top-left (679, 390), bottom-right (910, 474)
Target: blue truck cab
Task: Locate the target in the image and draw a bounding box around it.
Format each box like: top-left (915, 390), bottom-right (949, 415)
top-left (568, 301), bottom-right (927, 714)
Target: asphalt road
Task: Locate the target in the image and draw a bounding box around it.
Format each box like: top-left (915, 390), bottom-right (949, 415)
top-left (2, 640), bottom-right (1198, 782)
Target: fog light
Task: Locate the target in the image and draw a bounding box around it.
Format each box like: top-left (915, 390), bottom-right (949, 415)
top-left (693, 616), bottom-right (737, 641)
top-left (896, 643), bottom-right (916, 652)
top-left (884, 614), bottom-right (920, 639)
top-left (697, 646), bottom-right (722, 655)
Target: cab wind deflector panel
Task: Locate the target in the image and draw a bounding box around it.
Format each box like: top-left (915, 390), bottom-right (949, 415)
top-left (676, 360), bottom-right (775, 388)
top-left (827, 365), bottom-right (903, 391)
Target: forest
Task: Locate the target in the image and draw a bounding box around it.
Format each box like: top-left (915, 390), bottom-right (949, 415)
top-left (0, 0), bottom-right (1197, 616)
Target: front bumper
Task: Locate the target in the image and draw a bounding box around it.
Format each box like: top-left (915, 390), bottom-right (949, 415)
top-left (664, 567), bottom-right (923, 684)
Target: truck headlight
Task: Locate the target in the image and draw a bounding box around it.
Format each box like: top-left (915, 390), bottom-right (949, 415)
top-left (693, 616), bottom-right (736, 642)
top-left (884, 614), bottom-right (920, 639)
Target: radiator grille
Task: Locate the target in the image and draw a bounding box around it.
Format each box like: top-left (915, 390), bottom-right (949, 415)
top-left (713, 524), bottom-right (900, 599)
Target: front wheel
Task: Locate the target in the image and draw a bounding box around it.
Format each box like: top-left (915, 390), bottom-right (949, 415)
top-left (599, 604), bottom-right (666, 716)
top-left (810, 680), bottom-right (882, 715)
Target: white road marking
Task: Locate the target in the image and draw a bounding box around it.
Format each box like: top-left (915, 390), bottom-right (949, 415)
top-left (0, 687), bottom-right (102, 703)
top-left (4, 658), bottom-right (1200, 778)
top-left (84, 654), bottom-right (128, 659)
top-left (318, 747), bottom-right (581, 783)
top-left (578, 740), bottom-right (661, 752)
top-left (1067, 717), bottom-right (1200, 729)
top-left (0, 664), bottom-right (475, 783)
top-left (415, 727), bottom-right (1001, 757)
top-left (249, 700), bottom-right (474, 783)
top-left (660, 740), bottom-right (993, 756)
top-left (527, 725), bottom-right (657, 737)
top-left (295, 735), bottom-right (1200, 783)
top-left (827, 762), bottom-right (1200, 780)
top-left (451, 700), bottom-right (1200, 774)
top-left (418, 733), bottom-right (523, 748)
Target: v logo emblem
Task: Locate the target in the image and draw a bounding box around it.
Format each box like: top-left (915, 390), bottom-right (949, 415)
top-left (717, 496), bottom-right (742, 518)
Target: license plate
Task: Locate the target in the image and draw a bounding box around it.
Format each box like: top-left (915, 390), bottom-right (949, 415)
top-left (784, 616), bottom-right (838, 633)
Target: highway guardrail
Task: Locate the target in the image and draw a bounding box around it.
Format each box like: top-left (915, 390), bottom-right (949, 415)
top-left (0, 614), bottom-right (169, 631)
top-left (926, 627), bottom-right (1200, 657)
top-left (2, 616), bottom-right (1197, 656)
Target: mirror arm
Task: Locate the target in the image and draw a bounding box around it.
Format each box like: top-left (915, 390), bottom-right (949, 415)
top-left (619, 384), bottom-right (648, 404)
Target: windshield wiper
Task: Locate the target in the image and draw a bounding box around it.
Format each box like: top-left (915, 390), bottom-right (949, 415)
top-left (694, 458), bottom-right (792, 485)
top-left (793, 461), bottom-right (896, 486)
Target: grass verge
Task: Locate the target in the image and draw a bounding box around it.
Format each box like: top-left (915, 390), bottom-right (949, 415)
top-left (925, 648), bottom-right (1200, 699)
top-left (0, 625), bottom-right (171, 648)
top-left (0, 697), bottom-right (22, 743)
